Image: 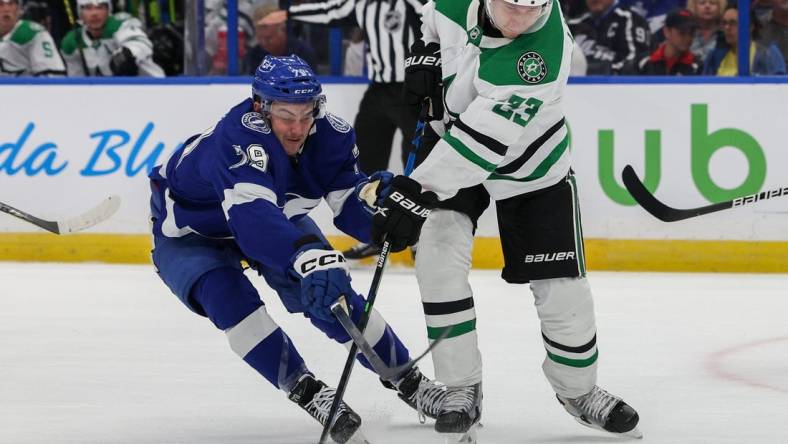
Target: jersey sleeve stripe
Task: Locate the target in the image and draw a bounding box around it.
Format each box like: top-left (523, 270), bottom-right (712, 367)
top-left (221, 183), bottom-right (279, 219)
top-left (488, 133), bottom-right (569, 182)
top-left (325, 187), bottom-right (356, 217)
top-left (495, 118), bottom-right (565, 175)
top-left (442, 132), bottom-right (500, 172)
top-left (283, 195), bottom-right (322, 219)
top-left (454, 118), bottom-right (508, 156)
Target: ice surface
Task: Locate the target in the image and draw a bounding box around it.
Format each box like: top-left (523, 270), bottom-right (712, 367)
top-left (1, 263), bottom-right (786, 443)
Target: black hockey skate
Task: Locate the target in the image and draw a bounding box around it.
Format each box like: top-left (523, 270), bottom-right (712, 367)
top-left (381, 366), bottom-right (447, 422)
top-left (342, 242), bottom-right (382, 259)
top-left (556, 385), bottom-right (642, 439)
top-left (435, 382), bottom-right (482, 442)
top-left (288, 374), bottom-right (363, 443)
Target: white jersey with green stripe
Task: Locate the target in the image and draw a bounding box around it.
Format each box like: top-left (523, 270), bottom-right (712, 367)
top-left (0, 19), bottom-right (66, 77)
top-left (60, 14), bottom-right (164, 77)
top-left (410, 0), bottom-right (573, 201)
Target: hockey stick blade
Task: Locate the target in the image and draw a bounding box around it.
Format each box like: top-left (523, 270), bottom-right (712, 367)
top-left (331, 301), bottom-right (450, 381)
top-left (622, 166), bottom-right (732, 222)
top-left (0, 195), bottom-right (121, 234)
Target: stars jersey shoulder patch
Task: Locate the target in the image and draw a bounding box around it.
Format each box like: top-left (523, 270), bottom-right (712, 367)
top-left (241, 112), bottom-right (271, 134)
top-left (325, 112), bottom-right (351, 133)
top-left (517, 52), bottom-right (547, 84)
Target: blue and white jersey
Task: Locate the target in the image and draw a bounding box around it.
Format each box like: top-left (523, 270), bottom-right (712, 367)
top-left (149, 98), bottom-right (370, 274)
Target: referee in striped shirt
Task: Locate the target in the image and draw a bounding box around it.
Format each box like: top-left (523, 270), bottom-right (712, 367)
top-left (289, 0), bottom-right (426, 259)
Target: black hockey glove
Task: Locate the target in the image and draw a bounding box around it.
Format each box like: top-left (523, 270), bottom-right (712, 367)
top-left (109, 47), bottom-right (139, 76)
top-left (371, 175), bottom-right (438, 252)
top-left (404, 40), bottom-right (444, 120)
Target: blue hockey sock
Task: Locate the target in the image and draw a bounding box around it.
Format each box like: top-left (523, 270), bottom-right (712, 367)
top-left (309, 292), bottom-right (411, 373)
top-left (191, 267), bottom-right (308, 392)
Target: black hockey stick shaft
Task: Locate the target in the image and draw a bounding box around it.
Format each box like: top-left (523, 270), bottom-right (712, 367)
top-left (319, 102), bottom-right (432, 443)
top-left (622, 165), bottom-right (788, 222)
top-left (318, 239), bottom-right (392, 444)
top-left (0, 201), bottom-right (58, 233)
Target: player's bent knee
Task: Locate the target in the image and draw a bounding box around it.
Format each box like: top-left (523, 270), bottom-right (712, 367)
top-left (190, 267), bottom-right (264, 330)
top-left (531, 277), bottom-right (596, 339)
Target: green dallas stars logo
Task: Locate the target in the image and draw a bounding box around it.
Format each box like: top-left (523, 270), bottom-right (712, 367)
top-left (517, 52), bottom-right (547, 84)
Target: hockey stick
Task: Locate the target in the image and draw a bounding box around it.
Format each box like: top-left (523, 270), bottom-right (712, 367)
top-left (0, 196), bottom-right (121, 234)
top-left (62, 0), bottom-right (90, 76)
top-left (318, 101), bottom-right (433, 444)
top-left (331, 298), bottom-right (451, 382)
top-left (622, 165), bottom-right (788, 222)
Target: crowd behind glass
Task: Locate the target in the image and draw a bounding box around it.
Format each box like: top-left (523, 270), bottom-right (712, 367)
top-left (1, 0), bottom-right (786, 78)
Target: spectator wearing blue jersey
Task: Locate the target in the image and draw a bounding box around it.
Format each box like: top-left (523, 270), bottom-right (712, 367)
top-left (148, 55), bottom-right (447, 443)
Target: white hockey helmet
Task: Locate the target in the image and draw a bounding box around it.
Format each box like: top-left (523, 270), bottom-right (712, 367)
top-left (485, 0), bottom-right (552, 38)
top-left (77, 0), bottom-right (112, 12)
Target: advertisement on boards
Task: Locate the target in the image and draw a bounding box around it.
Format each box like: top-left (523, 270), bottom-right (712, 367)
top-left (1, 82), bottom-right (786, 244)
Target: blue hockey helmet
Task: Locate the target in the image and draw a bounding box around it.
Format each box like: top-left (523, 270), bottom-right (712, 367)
top-left (252, 55), bottom-right (326, 118)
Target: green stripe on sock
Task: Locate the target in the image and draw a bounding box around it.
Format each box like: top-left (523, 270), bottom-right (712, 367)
top-left (427, 319), bottom-right (476, 340)
top-left (546, 349), bottom-right (598, 368)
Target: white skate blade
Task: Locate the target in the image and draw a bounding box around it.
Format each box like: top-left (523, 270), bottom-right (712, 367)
top-left (346, 429), bottom-right (371, 444)
top-left (622, 426), bottom-right (643, 439)
top-left (443, 422), bottom-right (480, 444)
top-left (573, 417), bottom-right (643, 439)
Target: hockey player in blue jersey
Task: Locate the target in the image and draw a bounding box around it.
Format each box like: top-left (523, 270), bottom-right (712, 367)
top-left (148, 55), bottom-right (445, 444)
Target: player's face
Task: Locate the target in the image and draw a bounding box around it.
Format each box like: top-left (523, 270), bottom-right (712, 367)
top-left (586, 0), bottom-right (615, 15)
top-left (0, 0), bottom-right (20, 37)
top-left (268, 102), bottom-right (316, 156)
top-left (80, 4), bottom-right (110, 34)
top-left (489, 0), bottom-right (544, 38)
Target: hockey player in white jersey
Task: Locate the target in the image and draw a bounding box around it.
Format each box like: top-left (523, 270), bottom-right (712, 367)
top-left (366, 0), bottom-right (642, 441)
top-left (0, 0), bottom-right (66, 76)
top-left (60, 0), bottom-right (164, 77)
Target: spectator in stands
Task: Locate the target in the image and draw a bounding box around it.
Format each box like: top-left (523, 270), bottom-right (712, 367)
top-left (703, 3), bottom-right (786, 75)
top-left (759, 0), bottom-right (788, 62)
top-left (686, 0), bottom-right (724, 62)
top-left (242, 5), bottom-right (317, 75)
top-left (0, 0), bottom-right (65, 76)
top-left (205, 0), bottom-right (255, 75)
top-left (628, 8), bottom-right (701, 75)
top-left (569, 0), bottom-right (652, 74)
top-left (619, 0), bottom-right (688, 35)
top-left (60, 0), bottom-right (164, 76)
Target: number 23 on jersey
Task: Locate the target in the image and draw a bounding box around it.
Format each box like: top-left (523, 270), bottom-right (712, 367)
top-left (492, 95), bottom-right (543, 127)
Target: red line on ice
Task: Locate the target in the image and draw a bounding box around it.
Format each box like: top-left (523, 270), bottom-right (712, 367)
top-left (704, 336), bottom-right (788, 395)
